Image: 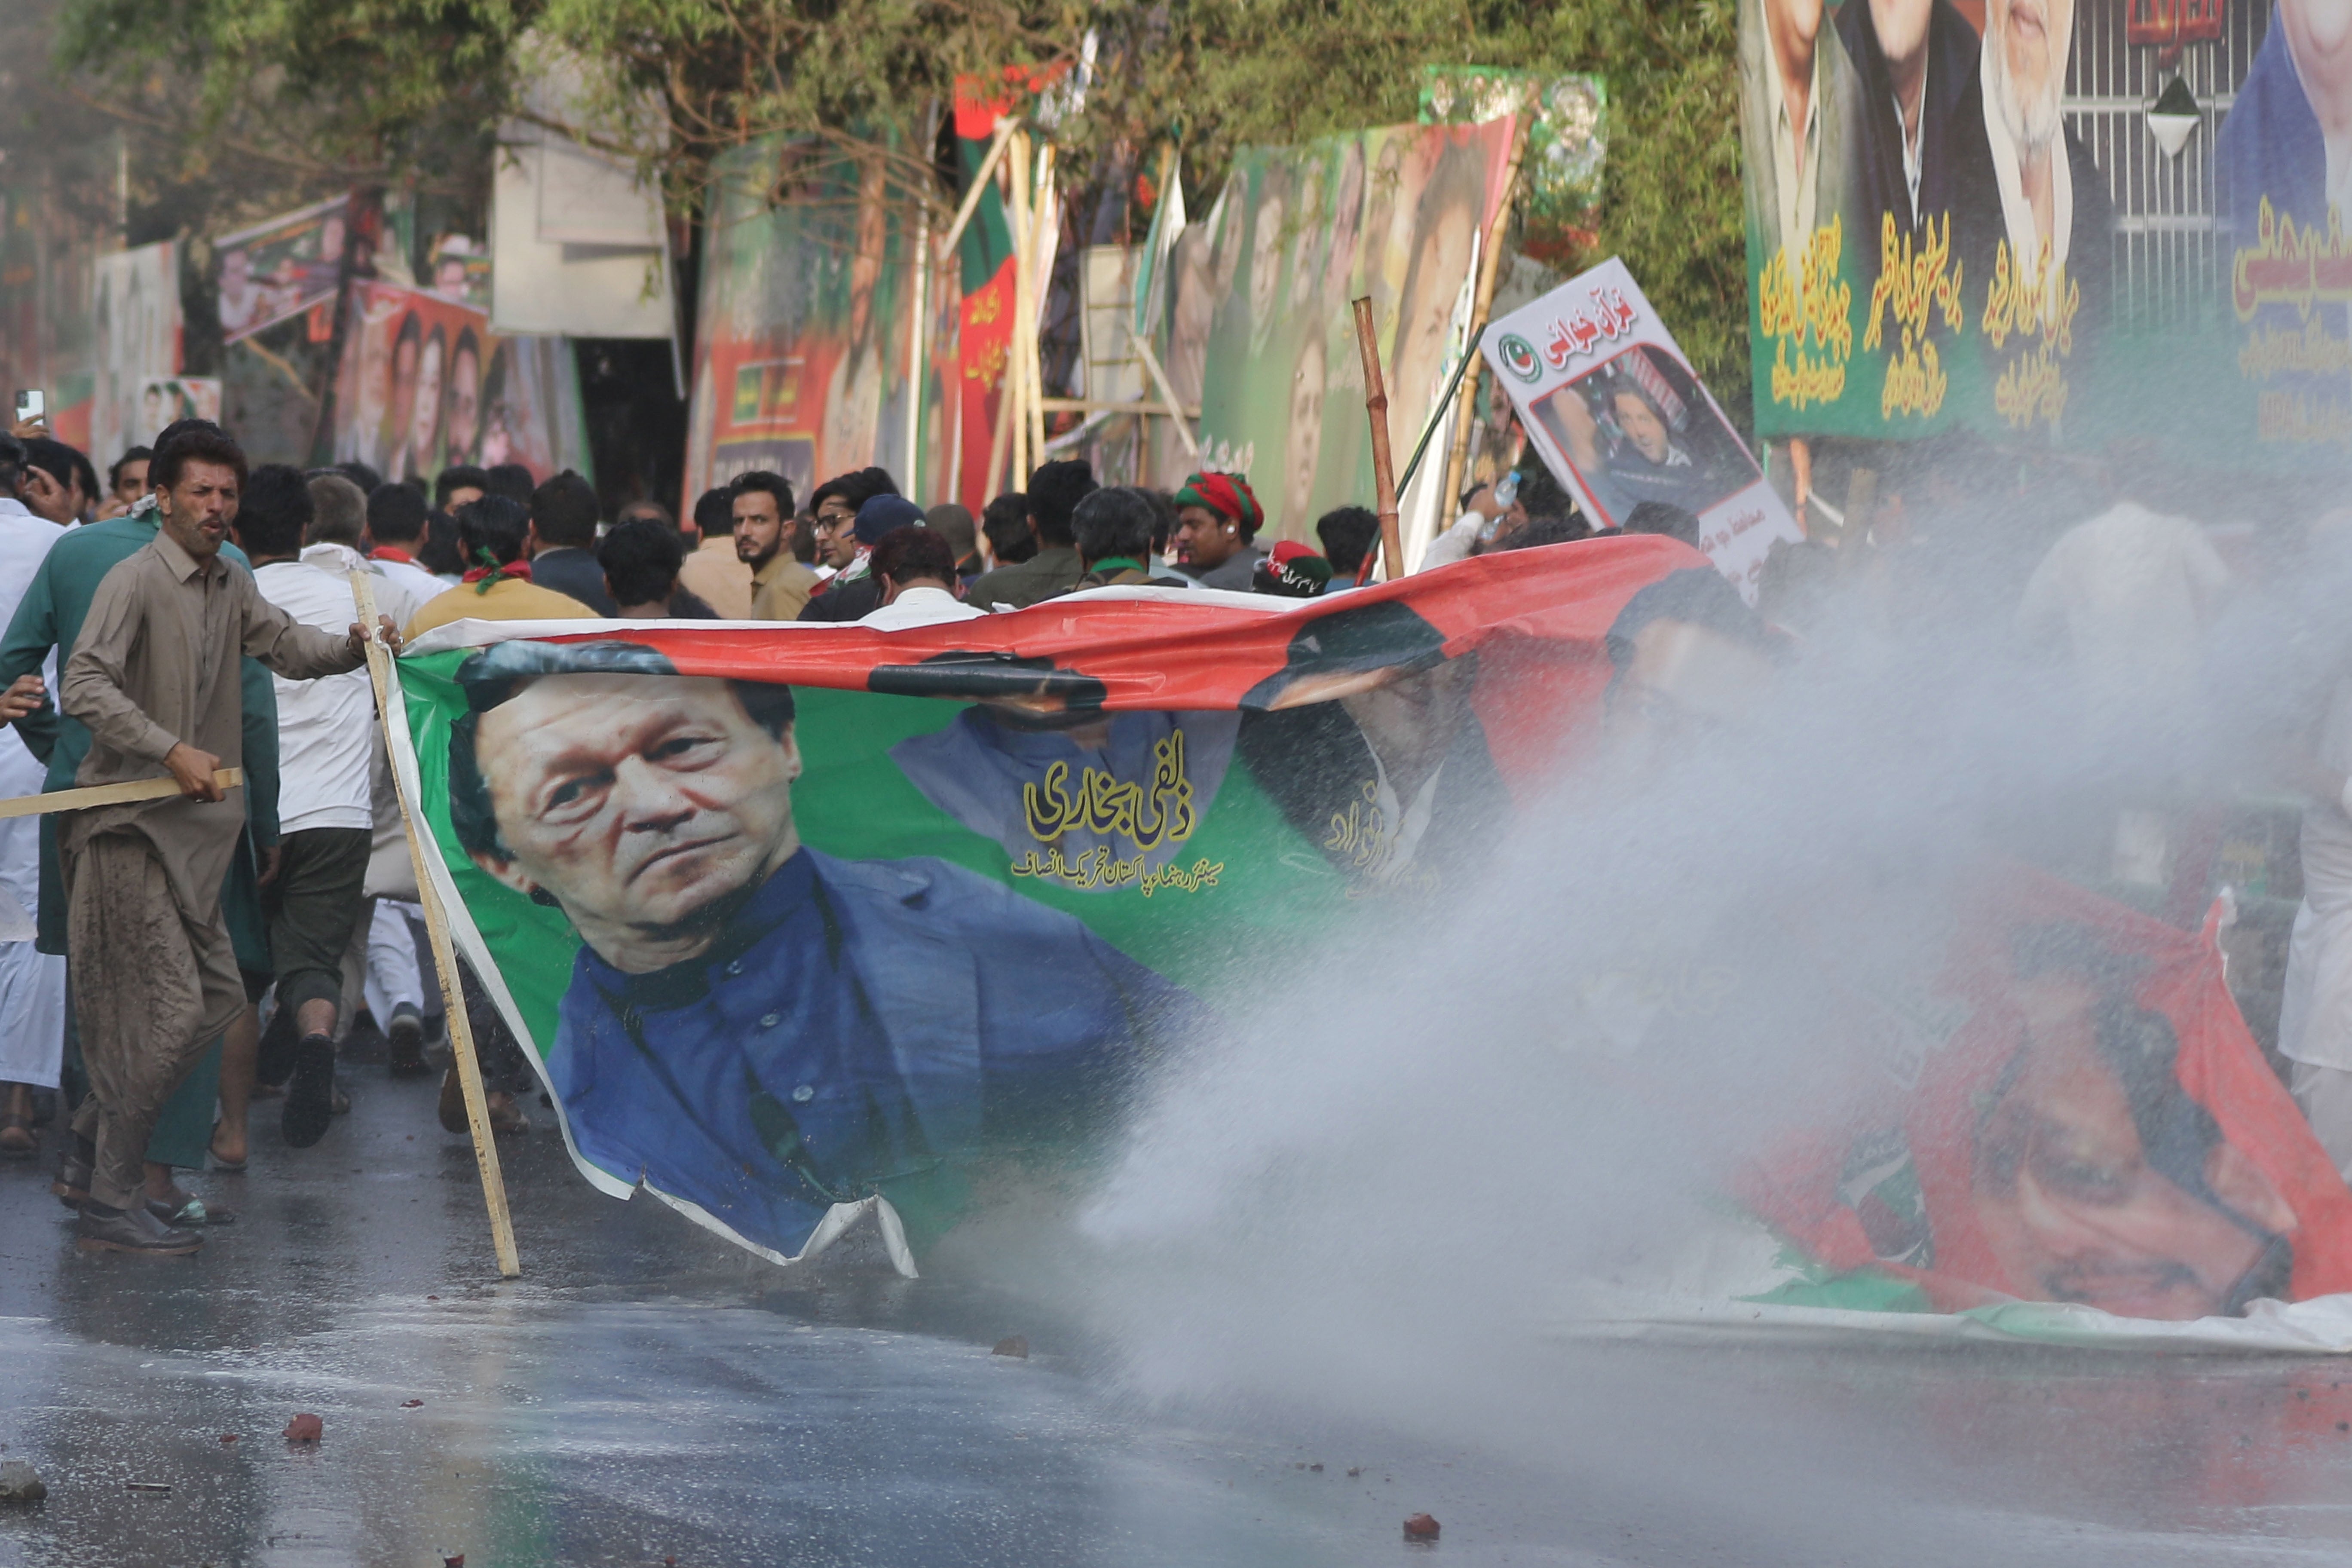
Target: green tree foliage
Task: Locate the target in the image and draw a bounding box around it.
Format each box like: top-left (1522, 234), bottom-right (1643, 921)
top-left (48, 0), bottom-right (1746, 389)
top-left (1078, 0), bottom-right (1746, 398)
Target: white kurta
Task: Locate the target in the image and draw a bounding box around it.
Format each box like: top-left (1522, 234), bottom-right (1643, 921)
top-left (0, 502), bottom-right (68, 1088)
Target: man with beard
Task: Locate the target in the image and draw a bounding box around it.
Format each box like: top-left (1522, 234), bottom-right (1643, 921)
top-left (1948, 0), bottom-right (2112, 368)
top-left (1837, 0), bottom-right (1981, 242)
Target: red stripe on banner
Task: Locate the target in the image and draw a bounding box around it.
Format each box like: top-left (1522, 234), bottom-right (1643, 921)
top-left (516, 535), bottom-right (1700, 796)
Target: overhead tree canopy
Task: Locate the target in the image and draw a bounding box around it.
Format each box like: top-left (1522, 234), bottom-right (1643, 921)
top-left (46, 0), bottom-right (1748, 399)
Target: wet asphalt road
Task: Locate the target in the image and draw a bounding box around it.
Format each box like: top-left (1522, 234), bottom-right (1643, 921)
top-left (7, 1060), bottom-right (2352, 1565)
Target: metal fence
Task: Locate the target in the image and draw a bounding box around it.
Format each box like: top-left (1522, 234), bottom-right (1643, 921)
top-left (2062, 0), bottom-right (2270, 333)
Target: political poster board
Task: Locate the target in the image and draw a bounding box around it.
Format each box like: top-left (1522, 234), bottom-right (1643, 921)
top-left (90, 242), bottom-right (181, 469)
top-left (385, 537), bottom-right (1694, 1270)
top-left (1188, 119), bottom-right (1520, 552)
top-left (1483, 258), bottom-right (1804, 599)
top-left (331, 279), bottom-right (589, 485)
top-left (215, 195), bottom-right (351, 346)
top-left (1735, 0), bottom-right (2352, 474)
top-left (378, 531), bottom-right (2352, 1327)
top-left (136, 376), bottom-right (220, 431)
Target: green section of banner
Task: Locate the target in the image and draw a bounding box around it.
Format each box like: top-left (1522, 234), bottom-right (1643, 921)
top-left (399, 652), bottom-right (1366, 1057)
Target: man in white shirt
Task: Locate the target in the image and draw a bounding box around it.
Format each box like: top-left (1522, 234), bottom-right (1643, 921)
top-left (0, 435), bottom-right (67, 1157)
top-left (361, 481), bottom-right (450, 604)
top-left (236, 468), bottom-right (418, 1147)
top-left (2015, 492), bottom-right (2231, 726)
top-left (859, 525), bottom-right (988, 631)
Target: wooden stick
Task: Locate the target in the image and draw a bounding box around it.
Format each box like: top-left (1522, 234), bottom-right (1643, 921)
top-left (0, 768), bottom-right (243, 819)
top-left (1026, 141), bottom-right (1057, 465)
top-left (1130, 333), bottom-right (1200, 462)
top-left (349, 572), bottom-right (521, 1280)
top-left (934, 115), bottom-right (1017, 264)
top-left (1006, 130), bottom-right (1035, 489)
top-left (1441, 114), bottom-right (1530, 527)
top-left (1038, 395), bottom-right (1199, 418)
top-left (1352, 296), bottom-right (1404, 582)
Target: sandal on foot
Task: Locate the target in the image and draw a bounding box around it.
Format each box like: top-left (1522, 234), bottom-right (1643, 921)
top-left (0, 1113), bottom-right (37, 1160)
top-left (52, 1150), bottom-right (91, 1210)
top-left (206, 1123), bottom-right (247, 1174)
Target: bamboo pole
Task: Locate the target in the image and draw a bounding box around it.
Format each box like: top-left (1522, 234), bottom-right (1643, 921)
top-left (905, 190), bottom-right (932, 496)
top-left (1006, 130), bottom-right (1035, 489)
top-left (0, 768), bottom-right (243, 819)
top-left (934, 116), bottom-right (1017, 264)
top-left (1440, 115), bottom-right (1531, 524)
top-left (1026, 141), bottom-right (1057, 465)
top-left (1351, 296), bottom-right (1404, 582)
top-left (1130, 334), bottom-right (1200, 463)
top-left (349, 573), bottom-right (521, 1280)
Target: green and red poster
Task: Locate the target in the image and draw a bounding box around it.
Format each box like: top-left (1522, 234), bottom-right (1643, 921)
top-left (1736, 0), bottom-right (2352, 469)
top-left (385, 540), bottom-right (1680, 1266)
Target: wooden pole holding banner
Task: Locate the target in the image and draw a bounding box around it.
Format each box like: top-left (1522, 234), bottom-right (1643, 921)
top-left (1440, 115), bottom-right (1531, 528)
top-left (348, 572), bottom-right (521, 1280)
top-left (1026, 140), bottom-right (1057, 466)
top-left (934, 115), bottom-right (1017, 264)
top-left (0, 768), bottom-right (243, 819)
top-left (1351, 295), bottom-right (1405, 583)
top-left (1005, 130), bottom-right (1036, 490)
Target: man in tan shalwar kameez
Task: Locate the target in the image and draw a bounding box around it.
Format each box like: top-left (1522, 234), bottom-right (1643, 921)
top-left (53, 426), bottom-right (400, 1255)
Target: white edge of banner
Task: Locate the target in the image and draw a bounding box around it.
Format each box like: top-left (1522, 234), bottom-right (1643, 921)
top-left (377, 634), bottom-right (916, 1274)
top-left (1544, 1293), bottom-right (2352, 1355)
top-left (214, 191), bottom-right (350, 251)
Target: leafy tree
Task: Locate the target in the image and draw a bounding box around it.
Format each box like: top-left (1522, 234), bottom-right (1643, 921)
top-left (44, 0), bottom-right (1749, 395)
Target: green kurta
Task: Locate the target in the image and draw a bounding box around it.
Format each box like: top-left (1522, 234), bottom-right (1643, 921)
top-left (0, 506), bottom-right (283, 1169)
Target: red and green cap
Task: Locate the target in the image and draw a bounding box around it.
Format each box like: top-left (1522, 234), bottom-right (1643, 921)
top-left (1173, 472), bottom-right (1264, 539)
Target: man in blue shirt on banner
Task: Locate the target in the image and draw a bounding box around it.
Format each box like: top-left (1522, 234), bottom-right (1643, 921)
top-left (446, 639), bottom-right (1197, 1259)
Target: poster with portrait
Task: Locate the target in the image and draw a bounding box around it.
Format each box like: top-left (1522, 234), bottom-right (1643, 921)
top-left (1722, 868), bottom-right (2352, 1328)
top-left (90, 242), bottom-right (182, 469)
top-left (683, 137), bottom-right (943, 510)
top-left (136, 376), bottom-right (220, 432)
top-left (330, 280), bottom-right (589, 484)
top-left (216, 195), bottom-right (352, 346)
top-left (1188, 120), bottom-right (1520, 552)
top-left (1738, 0), bottom-right (2352, 471)
top-left (383, 536), bottom-right (1704, 1270)
top-left (1485, 259), bottom-right (1804, 599)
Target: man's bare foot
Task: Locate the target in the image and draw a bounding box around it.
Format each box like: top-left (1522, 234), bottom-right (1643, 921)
top-left (208, 1121), bottom-right (248, 1172)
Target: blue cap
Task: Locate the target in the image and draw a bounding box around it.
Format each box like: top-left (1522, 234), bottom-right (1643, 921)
top-left (853, 493), bottom-right (925, 545)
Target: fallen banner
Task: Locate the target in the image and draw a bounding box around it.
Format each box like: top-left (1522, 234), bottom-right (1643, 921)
top-left (383, 536), bottom-right (1696, 1270)
top-left (1617, 865), bottom-right (2352, 1342)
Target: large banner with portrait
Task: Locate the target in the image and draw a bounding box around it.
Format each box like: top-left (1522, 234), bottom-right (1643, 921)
top-left (1722, 868), bottom-right (2352, 1329)
top-left (330, 280), bottom-right (588, 485)
top-left (386, 537), bottom-right (1702, 1268)
top-left (380, 534), bottom-right (2352, 1317)
top-left (683, 138), bottom-right (935, 508)
top-left (1738, 0), bottom-right (2352, 468)
top-left (1189, 119), bottom-right (1521, 550)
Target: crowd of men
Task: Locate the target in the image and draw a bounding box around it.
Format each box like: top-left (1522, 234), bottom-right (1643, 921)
top-left (15, 396), bottom-right (2346, 1279)
top-left (0, 407), bottom-right (1657, 1261)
